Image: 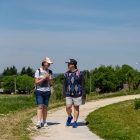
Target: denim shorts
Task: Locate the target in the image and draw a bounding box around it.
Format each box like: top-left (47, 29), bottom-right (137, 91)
top-left (35, 90), bottom-right (51, 107)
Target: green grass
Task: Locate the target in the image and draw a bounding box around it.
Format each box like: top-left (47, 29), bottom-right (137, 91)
top-left (0, 95), bottom-right (36, 115)
top-left (86, 90), bottom-right (140, 101)
top-left (0, 90), bottom-right (139, 115)
top-left (0, 93), bottom-right (65, 115)
top-left (0, 90), bottom-right (140, 139)
top-left (86, 100), bottom-right (140, 140)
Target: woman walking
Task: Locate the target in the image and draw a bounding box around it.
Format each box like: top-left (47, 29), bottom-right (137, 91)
top-left (34, 57), bottom-right (54, 128)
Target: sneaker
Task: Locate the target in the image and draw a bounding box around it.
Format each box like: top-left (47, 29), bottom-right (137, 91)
top-left (42, 122), bottom-right (48, 127)
top-left (72, 121), bottom-right (77, 128)
top-left (36, 121), bottom-right (41, 128)
top-left (66, 116), bottom-right (73, 126)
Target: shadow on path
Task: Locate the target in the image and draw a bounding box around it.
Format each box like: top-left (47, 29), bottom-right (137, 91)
top-left (47, 122), bottom-right (60, 126)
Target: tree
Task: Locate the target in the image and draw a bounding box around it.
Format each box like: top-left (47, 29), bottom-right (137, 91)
top-left (133, 77), bottom-right (140, 90)
top-left (126, 70), bottom-right (134, 91)
top-left (92, 65), bottom-right (120, 92)
top-left (20, 66), bottom-right (27, 75)
top-left (2, 66), bottom-right (18, 76)
top-left (10, 65), bottom-right (17, 75)
top-left (2, 67), bottom-right (10, 76)
top-left (26, 67), bottom-right (35, 77)
top-left (16, 75), bottom-right (34, 93)
top-left (54, 74), bottom-right (64, 84)
top-left (121, 64), bottom-right (133, 84)
top-left (2, 75), bottom-right (34, 94)
top-left (2, 76), bottom-right (15, 93)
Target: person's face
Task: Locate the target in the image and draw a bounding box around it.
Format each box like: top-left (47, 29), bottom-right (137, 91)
top-left (68, 63), bottom-right (74, 69)
top-left (43, 61), bottom-right (50, 68)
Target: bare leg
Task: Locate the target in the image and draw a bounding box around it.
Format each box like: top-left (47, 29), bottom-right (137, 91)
top-left (42, 106), bottom-right (48, 122)
top-left (66, 105), bottom-right (72, 116)
top-left (74, 105), bottom-right (79, 121)
top-left (37, 106), bottom-right (43, 121)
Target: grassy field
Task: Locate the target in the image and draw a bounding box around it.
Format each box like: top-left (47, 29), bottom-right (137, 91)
top-left (86, 100), bottom-right (140, 140)
top-left (0, 95), bottom-right (36, 115)
top-left (0, 90), bottom-right (140, 139)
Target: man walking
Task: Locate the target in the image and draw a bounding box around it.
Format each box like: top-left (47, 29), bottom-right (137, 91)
top-left (63, 59), bottom-right (86, 128)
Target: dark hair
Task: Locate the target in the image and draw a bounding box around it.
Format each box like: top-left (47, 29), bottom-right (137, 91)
top-left (42, 62), bottom-right (45, 66)
top-left (74, 64), bottom-right (77, 69)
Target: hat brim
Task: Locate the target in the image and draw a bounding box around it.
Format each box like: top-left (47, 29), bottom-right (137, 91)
top-left (47, 61), bottom-right (53, 64)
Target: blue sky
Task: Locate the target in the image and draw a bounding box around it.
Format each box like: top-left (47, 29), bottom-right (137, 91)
top-left (0, 0), bottom-right (140, 73)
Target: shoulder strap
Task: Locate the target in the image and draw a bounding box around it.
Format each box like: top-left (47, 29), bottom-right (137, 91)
top-left (77, 70), bottom-right (81, 77)
top-left (48, 69), bottom-right (52, 75)
top-left (75, 69), bottom-right (81, 78)
top-left (38, 68), bottom-right (52, 75)
top-left (65, 71), bottom-right (69, 77)
top-left (38, 68), bottom-right (41, 76)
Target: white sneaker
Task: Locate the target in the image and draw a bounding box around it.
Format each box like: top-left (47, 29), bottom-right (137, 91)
top-left (43, 122), bottom-right (48, 127)
top-left (36, 121), bottom-right (41, 128)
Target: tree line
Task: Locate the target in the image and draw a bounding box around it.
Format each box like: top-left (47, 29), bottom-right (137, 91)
top-left (83, 64), bottom-right (140, 93)
top-left (0, 64), bottom-right (140, 94)
top-left (0, 66), bottom-right (35, 93)
top-left (54, 64), bottom-right (140, 94)
top-left (2, 65), bottom-right (35, 77)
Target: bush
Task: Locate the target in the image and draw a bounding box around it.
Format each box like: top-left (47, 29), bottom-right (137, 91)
top-left (134, 98), bottom-right (140, 109)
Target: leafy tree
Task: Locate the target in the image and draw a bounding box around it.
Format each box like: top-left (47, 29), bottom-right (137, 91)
top-left (2, 75), bottom-right (34, 94)
top-left (54, 74), bottom-right (64, 84)
top-left (121, 64), bottom-right (133, 84)
top-left (92, 65), bottom-right (120, 92)
top-left (126, 70), bottom-right (134, 91)
top-left (2, 76), bottom-right (15, 93)
top-left (0, 76), bottom-right (3, 88)
top-left (83, 70), bottom-right (91, 93)
top-left (16, 74), bottom-right (34, 93)
top-left (133, 77), bottom-right (140, 90)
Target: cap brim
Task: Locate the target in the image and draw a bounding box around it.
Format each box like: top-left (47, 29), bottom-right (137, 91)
top-left (47, 61), bottom-right (53, 64)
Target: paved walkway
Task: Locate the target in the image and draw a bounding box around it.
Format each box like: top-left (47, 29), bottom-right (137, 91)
top-left (30, 94), bottom-right (140, 140)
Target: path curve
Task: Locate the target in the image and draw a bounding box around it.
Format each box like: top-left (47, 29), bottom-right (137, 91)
top-left (30, 95), bottom-right (140, 140)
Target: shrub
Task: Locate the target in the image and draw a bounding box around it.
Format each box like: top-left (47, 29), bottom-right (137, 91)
top-left (134, 98), bottom-right (140, 110)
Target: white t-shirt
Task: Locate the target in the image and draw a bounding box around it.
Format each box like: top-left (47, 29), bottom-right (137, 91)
top-left (35, 68), bottom-right (54, 91)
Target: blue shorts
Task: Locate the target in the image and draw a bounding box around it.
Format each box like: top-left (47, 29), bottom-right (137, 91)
top-left (35, 90), bottom-right (51, 107)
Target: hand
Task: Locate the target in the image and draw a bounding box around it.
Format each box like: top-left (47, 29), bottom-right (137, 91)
top-left (49, 74), bottom-right (52, 79)
top-left (44, 73), bottom-right (50, 79)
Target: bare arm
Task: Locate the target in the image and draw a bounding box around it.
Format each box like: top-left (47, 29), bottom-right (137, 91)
top-left (48, 74), bottom-right (54, 86)
top-left (35, 73), bottom-right (50, 85)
